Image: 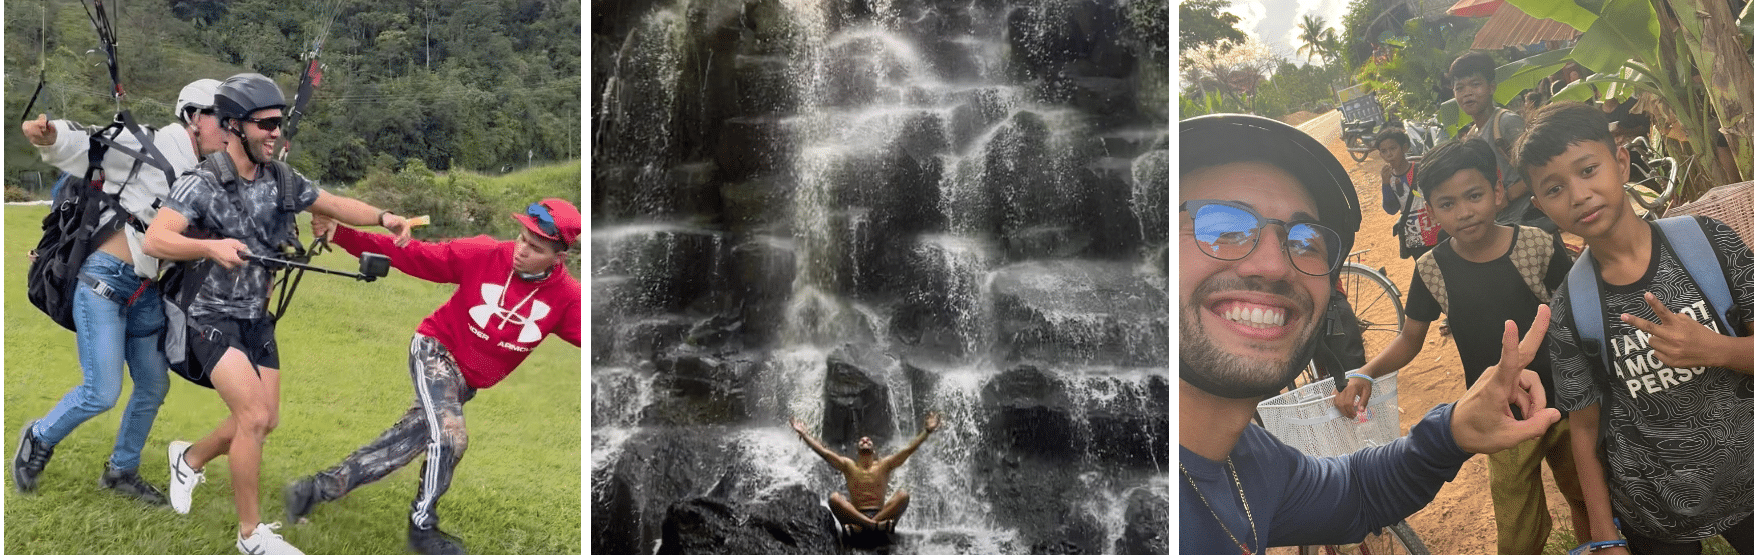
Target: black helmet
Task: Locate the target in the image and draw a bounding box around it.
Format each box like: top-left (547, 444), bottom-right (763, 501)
top-left (214, 73), bottom-right (287, 123)
top-left (1179, 114), bottom-right (1361, 266)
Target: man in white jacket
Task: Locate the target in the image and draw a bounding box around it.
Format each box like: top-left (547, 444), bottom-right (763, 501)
top-left (13, 79), bottom-right (228, 504)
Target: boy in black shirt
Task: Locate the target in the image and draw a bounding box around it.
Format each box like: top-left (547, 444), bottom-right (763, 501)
top-left (1521, 101), bottom-right (1753, 555)
top-left (1335, 139), bottom-right (1587, 555)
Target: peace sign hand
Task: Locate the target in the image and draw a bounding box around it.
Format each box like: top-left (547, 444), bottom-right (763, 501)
top-left (1451, 305), bottom-right (1561, 454)
top-left (1621, 292), bottom-right (1724, 369)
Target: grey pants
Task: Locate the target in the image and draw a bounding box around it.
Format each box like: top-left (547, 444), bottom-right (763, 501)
top-left (312, 334), bottom-right (477, 530)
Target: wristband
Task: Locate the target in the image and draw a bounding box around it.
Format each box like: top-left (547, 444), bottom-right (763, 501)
top-left (1345, 372), bottom-right (1375, 384)
top-left (377, 210), bottom-right (391, 227)
top-left (1568, 540), bottom-right (1627, 555)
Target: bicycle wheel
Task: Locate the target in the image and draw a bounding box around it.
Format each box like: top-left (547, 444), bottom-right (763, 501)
top-left (1387, 520), bottom-right (1430, 555)
top-left (1293, 521), bottom-right (1428, 555)
top-left (1338, 263), bottom-right (1404, 360)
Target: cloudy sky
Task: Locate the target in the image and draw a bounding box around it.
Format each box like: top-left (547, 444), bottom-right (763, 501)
top-left (1220, 0), bottom-right (1352, 64)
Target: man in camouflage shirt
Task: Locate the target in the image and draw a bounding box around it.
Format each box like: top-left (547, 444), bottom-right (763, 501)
top-left (143, 73), bottom-right (412, 555)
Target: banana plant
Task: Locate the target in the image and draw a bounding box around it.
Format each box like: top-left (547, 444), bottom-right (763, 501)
top-left (1489, 0), bottom-right (1753, 201)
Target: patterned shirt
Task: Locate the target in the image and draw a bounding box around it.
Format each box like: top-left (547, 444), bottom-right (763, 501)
top-left (165, 158), bottom-right (320, 319)
top-left (1548, 216), bottom-right (1754, 541)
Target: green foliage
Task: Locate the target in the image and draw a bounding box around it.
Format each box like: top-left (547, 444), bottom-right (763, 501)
top-left (3, 0), bottom-right (581, 187)
top-left (4, 186), bottom-right (34, 202)
top-left (1254, 62), bottom-right (1348, 119)
top-left (1123, 0), bottom-right (1169, 64)
top-left (1179, 0), bottom-right (1247, 51)
top-left (1355, 18), bottom-right (1483, 121)
top-left (1497, 0), bottom-right (1750, 198)
top-left (347, 160), bottom-right (583, 275)
top-left (3, 205), bottom-right (581, 555)
top-left (1340, 0), bottom-right (1390, 70)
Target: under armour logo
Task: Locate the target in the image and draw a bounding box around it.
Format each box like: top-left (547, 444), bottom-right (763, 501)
top-left (469, 283), bottom-right (550, 343)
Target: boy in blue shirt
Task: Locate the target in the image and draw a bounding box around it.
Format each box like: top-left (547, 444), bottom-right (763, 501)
top-left (1521, 101), bottom-right (1752, 555)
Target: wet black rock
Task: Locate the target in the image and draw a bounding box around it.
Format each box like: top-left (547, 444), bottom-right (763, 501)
top-left (656, 486), bottom-right (846, 555)
top-left (990, 260), bottom-right (1168, 366)
top-left (822, 343), bottom-right (897, 449)
top-left (646, 351), bottom-right (758, 426)
top-left (1114, 487), bottom-right (1170, 555)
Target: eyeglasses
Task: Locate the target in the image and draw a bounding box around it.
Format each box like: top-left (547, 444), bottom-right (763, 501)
top-left (1180, 199), bottom-right (1342, 276)
top-left (243, 116), bottom-right (283, 132)
top-left (525, 202), bottom-right (561, 239)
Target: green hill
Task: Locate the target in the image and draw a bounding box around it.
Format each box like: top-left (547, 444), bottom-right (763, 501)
top-left (4, 0), bottom-right (581, 192)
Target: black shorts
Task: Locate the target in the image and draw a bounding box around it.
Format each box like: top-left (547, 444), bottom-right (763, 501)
top-left (172, 315), bottom-right (280, 388)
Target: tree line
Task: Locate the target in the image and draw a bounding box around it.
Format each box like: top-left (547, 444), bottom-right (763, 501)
top-left (4, 0), bottom-right (580, 192)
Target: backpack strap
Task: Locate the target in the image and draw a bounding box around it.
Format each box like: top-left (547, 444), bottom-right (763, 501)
top-left (1566, 217), bottom-right (1742, 375)
top-left (1416, 247), bottom-right (1447, 315)
top-left (1511, 225), bottom-right (1556, 303)
top-left (1654, 217), bottom-right (1738, 337)
top-left (1564, 248), bottom-right (1611, 378)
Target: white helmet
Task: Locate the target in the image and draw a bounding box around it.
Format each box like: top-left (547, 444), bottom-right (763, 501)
top-left (175, 79), bottom-right (222, 124)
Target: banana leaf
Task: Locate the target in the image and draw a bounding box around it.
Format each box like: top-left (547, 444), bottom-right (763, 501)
top-left (1493, 48), bottom-right (1572, 106)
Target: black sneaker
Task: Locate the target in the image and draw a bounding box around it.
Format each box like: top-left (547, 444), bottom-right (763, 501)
top-left (407, 523), bottom-right (467, 555)
top-left (284, 477), bottom-right (324, 523)
top-left (13, 420), bottom-right (54, 493)
top-left (100, 464), bottom-right (168, 505)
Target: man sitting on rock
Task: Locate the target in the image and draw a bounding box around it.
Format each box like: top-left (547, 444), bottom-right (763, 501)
top-left (790, 412), bottom-right (939, 535)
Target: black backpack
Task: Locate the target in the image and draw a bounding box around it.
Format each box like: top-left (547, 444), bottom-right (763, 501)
top-left (26, 173), bottom-right (139, 332)
top-left (24, 113), bottom-right (171, 332)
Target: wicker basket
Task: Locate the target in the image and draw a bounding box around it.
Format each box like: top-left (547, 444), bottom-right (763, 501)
top-left (1256, 372), bottom-right (1402, 458)
top-left (1667, 181), bottom-right (1752, 247)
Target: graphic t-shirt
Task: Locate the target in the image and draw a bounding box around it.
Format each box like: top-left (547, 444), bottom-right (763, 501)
top-left (1406, 226), bottom-right (1569, 406)
top-left (1548, 217), bottom-right (1754, 541)
top-left (166, 159), bottom-right (320, 319)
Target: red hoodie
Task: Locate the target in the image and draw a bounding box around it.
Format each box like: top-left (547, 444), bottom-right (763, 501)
top-left (332, 226), bottom-right (581, 389)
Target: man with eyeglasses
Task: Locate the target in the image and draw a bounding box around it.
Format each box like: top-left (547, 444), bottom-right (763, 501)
top-left (144, 72), bottom-right (415, 555)
top-left (282, 198), bottom-right (581, 555)
top-left (13, 78), bottom-right (229, 506)
top-left (1178, 114), bottom-right (1563, 553)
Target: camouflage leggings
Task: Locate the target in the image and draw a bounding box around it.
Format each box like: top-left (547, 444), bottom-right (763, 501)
top-left (311, 334), bottom-right (477, 529)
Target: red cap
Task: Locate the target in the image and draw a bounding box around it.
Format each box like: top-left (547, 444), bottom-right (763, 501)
top-left (512, 198), bottom-right (581, 246)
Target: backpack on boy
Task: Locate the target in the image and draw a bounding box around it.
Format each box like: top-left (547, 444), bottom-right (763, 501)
top-left (1415, 225), bottom-right (1567, 314)
top-left (1563, 216), bottom-right (1745, 455)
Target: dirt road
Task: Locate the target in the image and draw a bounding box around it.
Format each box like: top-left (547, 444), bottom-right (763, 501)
top-left (1268, 110), bottom-right (1579, 554)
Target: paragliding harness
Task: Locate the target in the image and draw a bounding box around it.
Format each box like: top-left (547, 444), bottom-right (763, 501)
top-left (156, 153), bottom-right (387, 384)
top-left (24, 0), bottom-right (178, 332)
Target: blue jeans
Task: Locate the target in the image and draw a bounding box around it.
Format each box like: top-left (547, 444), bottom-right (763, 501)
top-left (34, 251), bottom-right (171, 471)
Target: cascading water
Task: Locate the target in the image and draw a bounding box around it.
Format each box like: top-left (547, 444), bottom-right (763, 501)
top-left (592, 1), bottom-right (1169, 553)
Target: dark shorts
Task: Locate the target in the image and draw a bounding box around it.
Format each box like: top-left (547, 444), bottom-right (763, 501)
top-left (172, 315), bottom-right (279, 388)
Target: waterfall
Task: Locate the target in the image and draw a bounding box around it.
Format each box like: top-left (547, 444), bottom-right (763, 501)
top-left (592, 0), bottom-right (1168, 552)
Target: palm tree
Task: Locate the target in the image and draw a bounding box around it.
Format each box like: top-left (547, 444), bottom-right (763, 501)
top-left (1296, 15), bottom-right (1331, 64)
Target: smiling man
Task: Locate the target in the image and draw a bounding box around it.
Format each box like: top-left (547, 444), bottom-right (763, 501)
top-left (1178, 114), bottom-right (1564, 553)
top-left (146, 72), bottom-right (413, 555)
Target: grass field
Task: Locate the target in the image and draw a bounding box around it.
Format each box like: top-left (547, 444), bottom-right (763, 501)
top-left (3, 205), bottom-right (582, 554)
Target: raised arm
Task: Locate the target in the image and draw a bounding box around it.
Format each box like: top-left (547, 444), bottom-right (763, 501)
top-left (790, 418), bottom-right (850, 471)
top-left (308, 190), bottom-right (412, 246)
top-left (882, 412), bottom-right (940, 470)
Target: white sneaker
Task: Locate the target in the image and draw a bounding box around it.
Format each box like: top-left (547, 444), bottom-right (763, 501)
top-left (168, 440), bottom-right (205, 514)
top-left (237, 522), bottom-right (305, 555)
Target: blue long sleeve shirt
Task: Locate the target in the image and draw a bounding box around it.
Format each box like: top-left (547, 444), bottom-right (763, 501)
top-left (1180, 403), bottom-right (1472, 552)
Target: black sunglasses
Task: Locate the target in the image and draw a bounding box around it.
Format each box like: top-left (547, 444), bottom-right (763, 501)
top-left (242, 116), bottom-right (283, 132)
top-left (1180, 199), bottom-right (1343, 277)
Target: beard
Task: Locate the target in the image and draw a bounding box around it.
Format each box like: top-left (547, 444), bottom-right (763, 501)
top-left (1179, 274), bottom-right (1322, 399)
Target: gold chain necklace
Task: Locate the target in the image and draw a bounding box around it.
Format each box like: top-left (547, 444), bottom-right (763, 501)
top-left (1179, 458), bottom-right (1258, 555)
